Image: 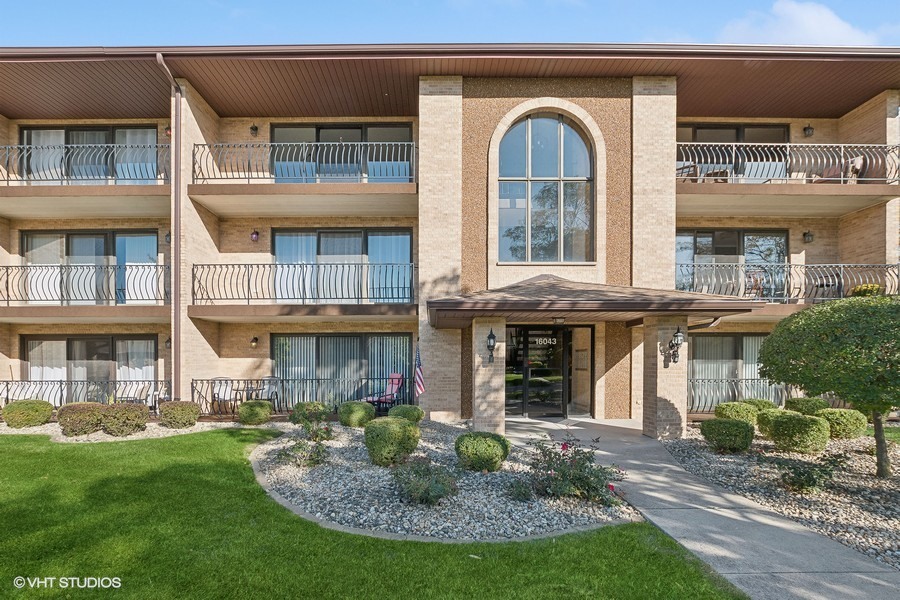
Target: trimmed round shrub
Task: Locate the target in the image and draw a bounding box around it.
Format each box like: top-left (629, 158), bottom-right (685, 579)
top-left (700, 418), bottom-right (754, 453)
top-left (785, 397), bottom-right (830, 416)
top-left (337, 401), bottom-right (375, 427)
top-left (388, 404), bottom-right (425, 424)
top-left (455, 431), bottom-right (511, 472)
top-left (364, 417), bottom-right (420, 466)
top-left (101, 403), bottom-right (149, 437)
top-left (814, 408), bottom-right (867, 439)
top-left (159, 401), bottom-right (201, 429)
top-left (714, 401), bottom-right (758, 426)
top-left (1, 399), bottom-right (53, 429)
top-left (770, 413), bottom-right (830, 454)
top-left (239, 400), bottom-right (272, 425)
top-left (739, 398), bottom-right (778, 412)
top-left (757, 408), bottom-right (800, 438)
top-left (57, 402), bottom-right (104, 437)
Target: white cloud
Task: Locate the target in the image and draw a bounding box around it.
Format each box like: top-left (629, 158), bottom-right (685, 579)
top-left (717, 1), bottom-right (881, 46)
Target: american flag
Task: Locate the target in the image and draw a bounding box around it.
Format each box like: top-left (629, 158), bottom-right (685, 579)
top-left (414, 344), bottom-right (426, 397)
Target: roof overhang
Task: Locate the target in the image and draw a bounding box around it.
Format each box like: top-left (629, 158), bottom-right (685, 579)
top-left (426, 275), bottom-right (766, 329)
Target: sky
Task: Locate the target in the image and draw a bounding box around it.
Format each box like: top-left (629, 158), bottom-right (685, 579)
top-left (1, 0), bottom-right (900, 47)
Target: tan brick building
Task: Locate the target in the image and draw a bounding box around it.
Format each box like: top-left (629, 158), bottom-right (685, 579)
top-left (0, 44), bottom-right (897, 438)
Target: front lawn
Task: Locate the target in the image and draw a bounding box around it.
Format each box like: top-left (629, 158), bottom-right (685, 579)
top-left (0, 431), bottom-right (744, 599)
top-left (868, 426), bottom-right (900, 443)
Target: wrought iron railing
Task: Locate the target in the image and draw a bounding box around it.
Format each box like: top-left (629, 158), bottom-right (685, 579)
top-left (676, 142), bottom-right (900, 184)
top-left (0, 379), bottom-right (171, 411)
top-left (0, 265), bottom-right (170, 305)
top-left (192, 142), bottom-right (416, 183)
top-left (688, 378), bottom-right (791, 413)
top-left (1, 144), bottom-right (170, 184)
top-left (676, 263), bottom-right (899, 302)
top-left (192, 263), bottom-right (415, 304)
top-left (191, 377), bottom-right (412, 415)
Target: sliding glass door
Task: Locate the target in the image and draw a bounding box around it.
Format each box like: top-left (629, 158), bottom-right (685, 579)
top-left (115, 233), bottom-right (158, 304)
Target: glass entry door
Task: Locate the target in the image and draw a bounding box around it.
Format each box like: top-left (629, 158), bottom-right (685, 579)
top-left (505, 326), bottom-right (572, 418)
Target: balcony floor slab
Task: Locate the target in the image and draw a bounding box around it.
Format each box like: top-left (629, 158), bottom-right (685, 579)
top-left (0, 185), bottom-right (171, 218)
top-left (0, 305), bottom-right (170, 324)
top-left (188, 303), bottom-right (417, 323)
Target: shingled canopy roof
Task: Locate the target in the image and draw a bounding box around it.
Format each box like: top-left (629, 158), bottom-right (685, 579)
top-left (427, 275), bottom-right (766, 328)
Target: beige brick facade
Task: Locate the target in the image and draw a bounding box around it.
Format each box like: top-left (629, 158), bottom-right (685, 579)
top-left (471, 317), bottom-right (506, 434)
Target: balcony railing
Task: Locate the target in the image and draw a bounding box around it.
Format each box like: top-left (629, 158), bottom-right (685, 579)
top-left (0, 379), bottom-right (171, 410)
top-left (0, 265), bottom-right (170, 306)
top-left (676, 263), bottom-right (899, 302)
top-left (688, 378), bottom-right (791, 413)
top-left (676, 142), bottom-right (900, 184)
top-left (1, 144), bottom-right (170, 185)
top-left (191, 377), bottom-right (413, 415)
top-left (192, 263), bottom-right (415, 304)
top-left (192, 142), bottom-right (416, 184)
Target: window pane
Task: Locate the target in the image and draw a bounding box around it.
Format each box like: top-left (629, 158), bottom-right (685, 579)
top-left (743, 127), bottom-right (787, 143)
top-left (498, 182), bottom-right (527, 261)
top-left (695, 128), bottom-right (738, 143)
top-left (530, 181), bottom-right (559, 261)
top-left (676, 233), bottom-right (695, 264)
top-left (712, 231), bottom-right (739, 257)
top-left (676, 127), bottom-right (694, 142)
top-left (743, 233), bottom-right (787, 263)
top-left (562, 182), bottom-right (591, 261)
top-left (271, 127), bottom-right (315, 143)
top-left (562, 122), bottom-right (590, 178)
top-left (319, 232), bottom-right (363, 256)
top-left (530, 117), bottom-right (559, 178)
top-left (694, 233), bottom-right (714, 256)
top-left (499, 120), bottom-right (526, 178)
top-left (115, 339), bottom-right (155, 381)
top-left (366, 126), bottom-right (411, 142)
top-left (319, 128), bottom-right (362, 143)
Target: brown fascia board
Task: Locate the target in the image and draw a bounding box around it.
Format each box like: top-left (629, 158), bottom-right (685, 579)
top-left (426, 298), bottom-right (765, 312)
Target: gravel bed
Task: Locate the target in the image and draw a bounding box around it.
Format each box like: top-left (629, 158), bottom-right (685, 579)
top-left (257, 420), bottom-right (640, 541)
top-left (663, 424), bottom-right (900, 570)
top-left (0, 420), bottom-right (291, 443)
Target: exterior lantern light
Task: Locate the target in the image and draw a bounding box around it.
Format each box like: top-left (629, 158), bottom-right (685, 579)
top-left (164, 126), bottom-right (172, 138)
top-left (486, 328), bottom-right (497, 363)
top-left (803, 230), bottom-right (814, 243)
top-left (164, 231), bottom-right (171, 244)
top-left (250, 230), bottom-right (260, 242)
top-left (668, 326), bottom-right (685, 364)
top-left (165, 337), bottom-right (172, 350)
top-left (803, 123), bottom-right (814, 137)
top-left (250, 337), bottom-right (259, 349)
top-left (552, 317), bottom-right (566, 325)
top-left (249, 124), bottom-right (259, 137)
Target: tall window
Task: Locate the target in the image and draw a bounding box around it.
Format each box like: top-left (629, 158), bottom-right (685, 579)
top-left (498, 114), bottom-right (593, 262)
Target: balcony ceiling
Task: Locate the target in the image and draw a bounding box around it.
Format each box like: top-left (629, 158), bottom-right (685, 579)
top-left (0, 44), bottom-right (899, 119)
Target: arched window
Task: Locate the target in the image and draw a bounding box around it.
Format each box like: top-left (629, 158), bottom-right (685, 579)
top-left (498, 114), bottom-right (593, 262)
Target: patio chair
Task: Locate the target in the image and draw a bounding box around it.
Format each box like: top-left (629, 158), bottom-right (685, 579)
top-left (254, 376), bottom-right (281, 413)
top-left (361, 373), bottom-right (405, 412)
top-left (675, 163), bottom-right (699, 183)
top-left (118, 381), bottom-right (152, 405)
top-left (211, 377), bottom-right (242, 416)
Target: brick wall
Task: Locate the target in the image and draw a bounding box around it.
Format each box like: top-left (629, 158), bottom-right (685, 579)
top-left (471, 317), bottom-right (505, 433)
top-left (838, 91), bottom-right (893, 144)
top-left (677, 116), bottom-right (840, 144)
top-left (5, 118), bottom-right (169, 146)
top-left (216, 117), bottom-right (418, 146)
top-left (642, 316), bottom-right (688, 439)
top-left (0, 113), bottom-right (9, 146)
top-left (838, 202), bottom-right (896, 264)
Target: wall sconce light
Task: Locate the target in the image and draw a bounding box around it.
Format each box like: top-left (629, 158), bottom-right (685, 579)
top-left (165, 337), bottom-right (172, 350)
top-left (486, 328), bottom-right (497, 363)
top-left (250, 230), bottom-right (260, 243)
top-left (661, 326), bottom-right (685, 364)
top-left (164, 126), bottom-right (172, 138)
top-left (249, 124), bottom-right (259, 137)
top-left (164, 231), bottom-right (171, 244)
top-left (803, 124), bottom-right (815, 137)
top-left (250, 337), bottom-right (259, 349)
top-left (803, 230), bottom-right (814, 243)
top-left (552, 317), bottom-right (566, 325)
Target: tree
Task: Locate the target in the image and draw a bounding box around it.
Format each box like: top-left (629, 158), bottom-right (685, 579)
top-left (758, 295), bottom-right (899, 477)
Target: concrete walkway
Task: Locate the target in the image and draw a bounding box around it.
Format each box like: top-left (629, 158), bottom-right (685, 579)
top-left (506, 417), bottom-right (900, 600)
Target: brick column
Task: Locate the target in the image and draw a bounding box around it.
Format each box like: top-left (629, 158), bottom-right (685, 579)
top-left (642, 316), bottom-right (688, 439)
top-left (417, 76), bottom-right (463, 421)
top-left (470, 318), bottom-right (506, 434)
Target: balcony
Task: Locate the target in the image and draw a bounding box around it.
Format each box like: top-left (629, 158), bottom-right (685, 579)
top-left (188, 142), bottom-right (417, 217)
top-left (0, 144), bottom-right (171, 218)
top-left (0, 379), bottom-right (171, 410)
top-left (189, 263), bottom-right (416, 322)
top-left (688, 378), bottom-right (790, 413)
top-left (676, 262), bottom-right (899, 303)
top-left (0, 265), bottom-right (170, 323)
top-left (676, 143), bottom-right (900, 217)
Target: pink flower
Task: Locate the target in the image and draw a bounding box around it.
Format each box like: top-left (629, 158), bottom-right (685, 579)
top-left (608, 484), bottom-right (615, 492)
top-left (560, 443), bottom-right (569, 452)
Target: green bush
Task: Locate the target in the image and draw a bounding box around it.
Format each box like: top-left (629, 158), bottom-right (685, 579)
top-left (388, 404), bottom-right (425, 424)
top-left (337, 401), bottom-right (375, 427)
top-left (764, 453), bottom-right (849, 494)
top-left (785, 397), bottom-right (830, 415)
top-left (814, 408), bottom-right (868, 439)
top-left (714, 402), bottom-right (759, 426)
top-left (528, 436), bottom-right (624, 505)
top-left (238, 400), bottom-right (272, 425)
top-left (101, 403), bottom-right (149, 437)
top-left (700, 419), bottom-right (754, 453)
top-left (757, 409), bottom-right (800, 438)
top-left (392, 458), bottom-right (458, 506)
top-left (290, 401), bottom-right (332, 440)
top-left (57, 402), bottom-right (104, 437)
top-left (158, 401), bottom-right (201, 429)
top-left (455, 431), bottom-right (511, 472)
top-left (849, 283), bottom-right (883, 297)
top-left (739, 398), bottom-right (778, 412)
top-left (1, 399), bottom-right (53, 428)
top-left (364, 417), bottom-right (420, 466)
top-left (506, 478), bottom-right (534, 502)
top-left (770, 413), bottom-right (830, 454)
top-left (278, 439), bottom-right (328, 468)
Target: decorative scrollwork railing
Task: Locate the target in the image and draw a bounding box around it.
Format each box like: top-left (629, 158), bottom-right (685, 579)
top-left (0, 379), bottom-right (171, 410)
top-left (0, 265), bottom-right (170, 305)
top-left (676, 142), bottom-right (900, 184)
top-left (1, 144), bottom-right (170, 184)
top-left (676, 263), bottom-right (899, 302)
top-left (192, 142), bottom-right (416, 183)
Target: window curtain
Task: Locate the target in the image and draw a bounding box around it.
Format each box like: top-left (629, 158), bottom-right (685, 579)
top-left (25, 340), bottom-right (66, 406)
top-left (690, 336), bottom-right (739, 408)
top-left (22, 129), bottom-right (65, 183)
top-left (367, 335), bottom-right (411, 402)
top-left (115, 233), bottom-right (158, 304)
top-left (114, 128), bottom-right (157, 183)
top-left (273, 232), bottom-right (316, 301)
top-left (367, 232), bottom-right (411, 302)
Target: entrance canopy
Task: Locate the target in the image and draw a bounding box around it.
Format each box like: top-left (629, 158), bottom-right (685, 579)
top-left (427, 275), bottom-right (766, 328)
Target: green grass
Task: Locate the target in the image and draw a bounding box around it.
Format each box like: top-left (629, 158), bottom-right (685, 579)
top-left (868, 426), bottom-right (900, 442)
top-left (0, 431), bottom-right (745, 599)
